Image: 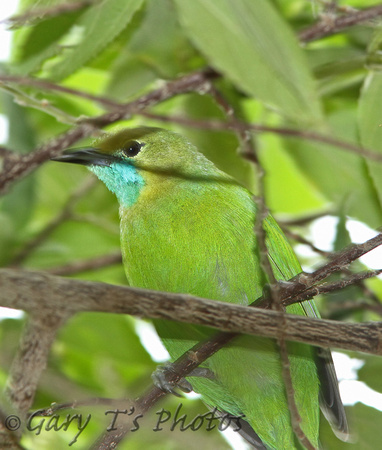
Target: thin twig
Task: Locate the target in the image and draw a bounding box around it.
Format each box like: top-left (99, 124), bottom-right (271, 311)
top-left (0, 75), bottom-right (119, 109)
top-left (5, 313), bottom-right (69, 419)
top-left (299, 4), bottom-right (382, 43)
top-left (3, 75), bottom-right (382, 176)
top-left (47, 251), bottom-right (122, 276)
top-left (310, 0), bottom-right (356, 16)
top-left (3, 1), bottom-right (94, 27)
top-left (278, 212), bottom-right (333, 227)
top-left (141, 112), bottom-right (382, 163)
top-left (326, 300), bottom-right (382, 318)
top-left (1, 243), bottom-right (382, 448)
top-left (2, 267), bottom-right (382, 352)
top-left (1, 83), bottom-right (78, 124)
top-left (31, 397), bottom-right (121, 416)
top-left (0, 68), bottom-right (219, 195)
top-left (281, 226), bottom-right (331, 257)
top-left (9, 177), bottom-right (97, 266)
top-left (270, 233), bottom-right (382, 308)
top-left (283, 269), bottom-right (382, 307)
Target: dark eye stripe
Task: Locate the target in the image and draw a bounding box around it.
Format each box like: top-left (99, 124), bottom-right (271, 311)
top-left (122, 141), bottom-right (144, 158)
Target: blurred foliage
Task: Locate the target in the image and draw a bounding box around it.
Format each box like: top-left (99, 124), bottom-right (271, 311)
top-left (1, 0), bottom-right (382, 448)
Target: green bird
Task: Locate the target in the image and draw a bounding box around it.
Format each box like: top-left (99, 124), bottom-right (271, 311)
top-left (53, 127), bottom-right (348, 449)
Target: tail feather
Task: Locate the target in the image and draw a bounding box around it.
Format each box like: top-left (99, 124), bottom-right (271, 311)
top-left (315, 347), bottom-right (349, 441)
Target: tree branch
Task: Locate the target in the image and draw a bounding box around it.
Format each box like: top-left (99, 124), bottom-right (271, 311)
top-left (1, 233), bottom-right (381, 423)
top-left (271, 233), bottom-right (382, 308)
top-left (0, 75), bottom-right (118, 109)
top-left (0, 267), bottom-right (381, 356)
top-left (3, 1), bottom-right (94, 27)
top-left (9, 177), bottom-right (97, 266)
top-left (3, 75), bottom-right (381, 163)
top-left (5, 313), bottom-right (69, 419)
top-left (47, 251), bottom-right (122, 276)
top-left (140, 112), bottom-right (382, 163)
top-left (299, 4), bottom-right (382, 43)
top-left (280, 226), bottom-right (331, 257)
top-left (2, 227), bottom-right (381, 448)
top-left (284, 269), bottom-right (382, 306)
top-left (0, 68), bottom-right (219, 195)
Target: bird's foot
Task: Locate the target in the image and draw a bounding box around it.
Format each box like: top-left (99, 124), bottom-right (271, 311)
top-left (152, 364), bottom-right (193, 397)
top-left (152, 365), bottom-right (215, 397)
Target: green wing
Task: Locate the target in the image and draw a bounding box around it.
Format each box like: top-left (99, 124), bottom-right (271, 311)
top-left (264, 216), bottom-right (349, 441)
top-left (123, 181), bottom-right (322, 448)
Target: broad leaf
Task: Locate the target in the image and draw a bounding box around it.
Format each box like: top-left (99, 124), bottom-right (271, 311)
top-left (358, 71), bottom-right (382, 221)
top-left (47, 0), bottom-right (145, 80)
top-left (173, 0), bottom-right (323, 123)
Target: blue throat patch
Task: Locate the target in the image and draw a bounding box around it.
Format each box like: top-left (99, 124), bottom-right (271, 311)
top-left (89, 161), bottom-right (145, 207)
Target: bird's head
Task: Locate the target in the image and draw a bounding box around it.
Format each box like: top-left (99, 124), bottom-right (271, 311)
top-left (52, 127), bottom-right (220, 207)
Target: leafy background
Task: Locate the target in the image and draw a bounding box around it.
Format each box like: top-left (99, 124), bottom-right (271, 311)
top-left (1, 0), bottom-right (382, 448)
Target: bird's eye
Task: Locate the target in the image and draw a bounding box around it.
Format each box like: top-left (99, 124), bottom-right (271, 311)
top-left (121, 141), bottom-right (144, 158)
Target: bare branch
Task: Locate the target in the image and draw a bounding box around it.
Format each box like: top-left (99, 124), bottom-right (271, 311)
top-left (3, 78), bottom-right (381, 163)
top-left (3, 1), bottom-right (94, 27)
top-left (45, 398), bottom-right (120, 415)
top-left (9, 177), bottom-right (97, 266)
top-left (278, 212), bottom-right (334, 227)
top-left (2, 252), bottom-right (381, 448)
top-left (0, 69), bottom-right (219, 195)
top-left (284, 269), bottom-right (382, 306)
top-left (2, 74), bottom-right (382, 202)
top-left (47, 251), bottom-right (122, 276)
top-left (5, 312), bottom-right (69, 419)
top-left (299, 4), bottom-right (382, 43)
top-left (309, 233), bottom-right (382, 282)
top-left (0, 75), bottom-right (119, 109)
top-left (2, 215), bottom-right (377, 448)
top-left (273, 233), bottom-right (382, 308)
top-left (327, 300), bottom-right (382, 318)
top-left (0, 268), bottom-right (381, 355)
top-left (281, 226), bottom-right (331, 257)
top-left (141, 112), bottom-right (382, 163)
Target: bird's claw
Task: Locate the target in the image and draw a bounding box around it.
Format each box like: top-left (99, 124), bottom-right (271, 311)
top-left (152, 364), bottom-right (193, 397)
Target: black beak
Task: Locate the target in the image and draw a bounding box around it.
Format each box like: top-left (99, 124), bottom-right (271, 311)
top-left (51, 148), bottom-right (116, 167)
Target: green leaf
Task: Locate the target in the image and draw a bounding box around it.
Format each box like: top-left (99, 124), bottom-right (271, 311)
top-left (106, 58), bottom-right (157, 101)
top-left (11, 7), bottom-right (87, 75)
top-left (358, 71), bottom-right (382, 221)
top-left (285, 108), bottom-right (382, 228)
top-left (358, 355), bottom-right (382, 393)
top-left (261, 133), bottom-right (327, 215)
top-left (173, 0), bottom-right (323, 123)
top-left (0, 94), bottom-right (36, 264)
top-left (54, 313), bottom-right (155, 395)
top-left (105, 0), bottom-right (200, 100)
top-left (47, 0), bottom-right (145, 80)
top-left (333, 213), bottom-right (351, 252)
